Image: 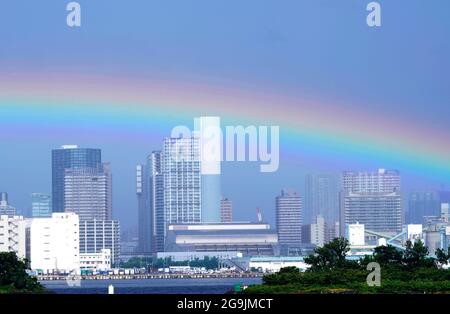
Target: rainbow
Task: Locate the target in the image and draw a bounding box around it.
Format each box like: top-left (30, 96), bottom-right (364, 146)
top-left (0, 70), bottom-right (449, 181)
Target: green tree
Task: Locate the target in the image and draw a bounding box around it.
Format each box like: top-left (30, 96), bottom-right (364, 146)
top-left (0, 252), bottom-right (43, 292)
top-left (278, 266), bottom-right (300, 274)
top-left (304, 237), bottom-right (351, 271)
top-left (372, 244), bottom-right (403, 266)
top-left (435, 247), bottom-right (450, 266)
top-left (403, 240), bottom-right (434, 268)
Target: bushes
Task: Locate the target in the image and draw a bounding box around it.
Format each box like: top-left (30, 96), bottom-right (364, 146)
top-left (0, 252), bottom-right (43, 293)
top-left (245, 238), bottom-right (450, 294)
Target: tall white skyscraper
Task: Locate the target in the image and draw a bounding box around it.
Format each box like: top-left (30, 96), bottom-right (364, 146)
top-left (163, 137), bottom-right (202, 225)
top-left (162, 116), bottom-right (222, 230)
top-left (341, 169), bottom-right (402, 234)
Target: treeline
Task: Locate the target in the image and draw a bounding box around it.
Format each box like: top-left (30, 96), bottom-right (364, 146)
top-left (245, 238), bottom-right (450, 294)
top-left (119, 256), bottom-right (220, 270)
top-left (0, 252), bottom-right (44, 293)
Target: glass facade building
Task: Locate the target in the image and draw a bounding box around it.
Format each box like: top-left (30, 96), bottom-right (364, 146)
top-left (52, 145), bottom-right (102, 212)
top-left (31, 193), bottom-right (52, 218)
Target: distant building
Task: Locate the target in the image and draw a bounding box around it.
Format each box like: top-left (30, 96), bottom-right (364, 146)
top-left (79, 219), bottom-right (120, 266)
top-left (341, 169), bottom-right (402, 234)
top-left (407, 191), bottom-right (440, 224)
top-left (136, 163), bottom-right (150, 253)
top-left (302, 215), bottom-right (326, 247)
top-left (346, 223), bottom-right (365, 246)
top-left (137, 151), bottom-right (165, 254)
top-left (80, 249), bottom-right (111, 272)
top-left (31, 193), bottom-right (52, 218)
top-left (149, 151), bottom-right (165, 253)
top-left (304, 174), bottom-right (339, 226)
top-left (0, 192), bottom-right (16, 216)
top-left (52, 145), bottom-right (102, 213)
top-left (165, 223), bottom-right (278, 256)
top-left (276, 189), bottom-right (302, 251)
top-left (220, 198), bottom-right (233, 223)
top-left (29, 212), bottom-right (80, 274)
top-left (0, 215), bottom-right (26, 258)
top-left (64, 163), bottom-right (112, 221)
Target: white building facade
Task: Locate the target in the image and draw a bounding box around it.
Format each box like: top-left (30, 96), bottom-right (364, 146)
top-left (0, 215), bottom-right (26, 259)
top-left (80, 249), bottom-right (111, 272)
top-left (29, 212), bottom-right (80, 274)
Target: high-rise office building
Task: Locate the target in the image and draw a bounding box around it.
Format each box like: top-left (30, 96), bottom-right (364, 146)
top-left (52, 145), bottom-right (101, 212)
top-left (64, 163), bottom-right (112, 221)
top-left (31, 193), bottom-right (52, 218)
top-left (304, 174), bottom-right (339, 225)
top-left (136, 151), bottom-right (165, 254)
top-left (162, 137), bottom-right (202, 225)
top-left (136, 163), bottom-right (149, 253)
top-left (79, 219), bottom-right (120, 266)
top-left (276, 189), bottom-right (302, 250)
top-left (149, 151), bottom-right (165, 253)
top-left (407, 191), bottom-right (440, 224)
top-left (220, 197), bottom-right (233, 223)
top-left (0, 192), bottom-right (16, 216)
top-left (341, 169), bottom-right (402, 234)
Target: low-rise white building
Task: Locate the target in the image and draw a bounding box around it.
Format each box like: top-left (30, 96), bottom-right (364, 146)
top-left (248, 257), bottom-right (310, 273)
top-left (29, 212), bottom-right (80, 274)
top-left (0, 215), bottom-right (26, 259)
top-left (346, 222), bottom-right (365, 246)
top-left (80, 249), bottom-right (111, 272)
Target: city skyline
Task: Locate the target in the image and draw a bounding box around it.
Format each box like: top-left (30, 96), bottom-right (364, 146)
top-left (1, 1), bottom-right (449, 231)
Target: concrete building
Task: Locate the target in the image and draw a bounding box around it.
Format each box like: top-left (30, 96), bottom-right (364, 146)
top-left (29, 213), bottom-right (80, 274)
top-left (302, 215), bottom-right (326, 247)
top-left (346, 223), bottom-right (365, 246)
top-left (220, 197), bottom-right (233, 223)
top-left (79, 219), bottom-right (120, 266)
top-left (52, 145), bottom-right (102, 213)
top-left (0, 192), bottom-right (16, 216)
top-left (165, 223), bottom-right (278, 256)
top-left (80, 249), bottom-right (111, 272)
top-left (341, 169), bottom-right (402, 234)
top-left (31, 193), bottom-right (52, 218)
top-left (0, 215), bottom-right (26, 259)
top-left (304, 174), bottom-right (339, 226)
top-left (276, 189), bottom-right (302, 251)
top-left (64, 163), bottom-right (112, 221)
